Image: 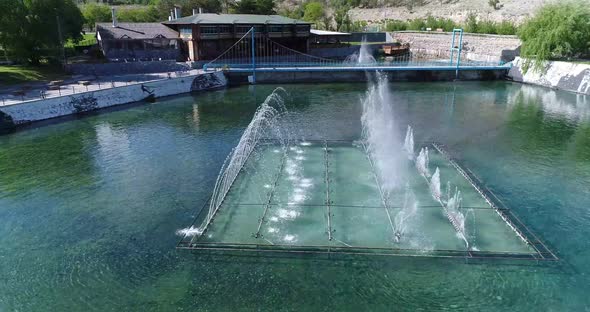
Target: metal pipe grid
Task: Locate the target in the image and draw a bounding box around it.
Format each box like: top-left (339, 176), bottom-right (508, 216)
top-left (177, 140), bottom-right (557, 262)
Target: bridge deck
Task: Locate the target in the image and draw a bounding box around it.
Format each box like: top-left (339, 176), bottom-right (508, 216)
top-left (208, 64), bottom-right (511, 73)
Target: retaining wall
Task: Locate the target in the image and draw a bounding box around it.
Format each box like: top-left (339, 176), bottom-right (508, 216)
top-left (0, 72), bottom-right (226, 129)
top-left (227, 69), bottom-right (506, 84)
top-left (392, 31), bottom-right (521, 62)
top-left (508, 58), bottom-right (590, 95)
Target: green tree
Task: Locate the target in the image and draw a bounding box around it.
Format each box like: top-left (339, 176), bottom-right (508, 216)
top-left (233, 0), bottom-right (274, 14)
top-left (155, 0), bottom-right (222, 18)
top-left (233, 0), bottom-right (256, 13)
top-left (117, 6), bottom-right (160, 22)
top-left (519, 3), bottom-right (590, 72)
top-left (302, 2), bottom-right (324, 27)
top-left (254, 0), bottom-right (275, 14)
top-left (0, 0), bottom-right (84, 65)
top-left (334, 7), bottom-right (351, 31)
top-left (81, 3), bottom-right (111, 29)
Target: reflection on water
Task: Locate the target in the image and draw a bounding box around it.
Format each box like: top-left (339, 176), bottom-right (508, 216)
top-left (0, 82), bottom-right (589, 310)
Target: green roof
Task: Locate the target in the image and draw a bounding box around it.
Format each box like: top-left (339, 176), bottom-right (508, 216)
top-left (164, 13), bottom-right (310, 25)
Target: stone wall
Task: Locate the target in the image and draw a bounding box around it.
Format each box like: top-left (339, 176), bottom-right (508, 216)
top-left (508, 57), bottom-right (590, 95)
top-left (392, 31), bottom-right (521, 63)
top-left (0, 72), bottom-right (226, 127)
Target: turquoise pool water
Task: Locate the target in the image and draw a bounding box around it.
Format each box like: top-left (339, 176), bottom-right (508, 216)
top-left (1, 81), bottom-right (589, 310)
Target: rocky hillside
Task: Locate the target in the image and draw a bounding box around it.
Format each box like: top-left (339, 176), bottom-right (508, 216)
top-left (348, 0), bottom-right (549, 24)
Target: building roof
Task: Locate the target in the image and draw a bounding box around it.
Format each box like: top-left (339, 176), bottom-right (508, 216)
top-left (164, 13), bottom-right (310, 25)
top-left (310, 29), bottom-right (351, 36)
top-left (96, 23), bottom-right (179, 40)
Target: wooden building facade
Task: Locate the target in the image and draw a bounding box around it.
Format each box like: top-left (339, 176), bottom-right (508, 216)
top-left (163, 14), bottom-right (311, 61)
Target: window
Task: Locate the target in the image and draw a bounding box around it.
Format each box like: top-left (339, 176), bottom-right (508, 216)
top-left (219, 26), bottom-right (232, 33)
top-left (270, 25), bottom-right (284, 33)
top-left (296, 25), bottom-right (310, 32)
top-left (236, 25), bottom-right (252, 33)
top-left (200, 26), bottom-right (217, 34)
top-left (179, 27), bottom-right (192, 38)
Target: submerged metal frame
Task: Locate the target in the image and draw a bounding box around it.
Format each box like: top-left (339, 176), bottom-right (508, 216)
top-left (178, 140), bottom-right (558, 262)
top-left (324, 141), bottom-right (334, 241)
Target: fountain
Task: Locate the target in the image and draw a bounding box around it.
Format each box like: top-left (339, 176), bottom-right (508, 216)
top-left (444, 186), bottom-right (469, 248)
top-left (198, 88), bottom-right (291, 234)
top-left (344, 38), bottom-right (377, 65)
top-left (403, 125), bottom-right (415, 160)
top-left (393, 183), bottom-right (418, 243)
top-left (361, 72), bottom-right (405, 195)
top-left (416, 147), bottom-right (430, 178)
top-left (430, 167), bottom-right (441, 200)
top-left (178, 78), bottom-right (541, 260)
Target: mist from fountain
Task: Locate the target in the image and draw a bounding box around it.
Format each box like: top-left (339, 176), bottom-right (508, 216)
top-left (416, 147), bottom-right (430, 178)
top-left (361, 72), bottom-right (406, 197)
top-left (430, 167), bottom-right (441, 200)
top-left (403, 125), bottom-right (415, 160)
top-left (344, 38), bottom-right (377, 65)
top-left (445, 186), bottom-right (469, 248)
top-left (199, 88), bottom-right (291, 233)
top-left (394, 183), bottom-right (419, 243)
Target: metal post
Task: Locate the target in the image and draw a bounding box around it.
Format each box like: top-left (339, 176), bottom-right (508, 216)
top-left (324, 141), bottom-right (333, 241)
top-left (254, 154), bottom-right (286, 238)
top-left (456, 29), bottom-right (463, 79)
top-left (251, 27), bottom-right (256, 84)
top-left (449, 31), bottom-right (456, 66)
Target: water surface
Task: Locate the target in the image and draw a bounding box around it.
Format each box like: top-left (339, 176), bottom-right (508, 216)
top-left (1, 81), bottom-right (589, 310)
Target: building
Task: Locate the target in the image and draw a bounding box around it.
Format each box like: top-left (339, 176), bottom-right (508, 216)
top-left (96, 22), bottom-right (182, 62)
top-left (96, 22), bottom-right (182, 61)
top-left (309, 29), bottom-right (351, 47)
top-left (163, 14), bottom-right (311, 61)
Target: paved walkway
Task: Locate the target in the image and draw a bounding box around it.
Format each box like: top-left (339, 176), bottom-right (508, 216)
top-left (0, 69), bottom-right (203, 106)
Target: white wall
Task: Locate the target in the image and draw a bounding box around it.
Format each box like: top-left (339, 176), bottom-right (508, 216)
top-left (508, 57), bottom-right (590, 95)
top-left (1, 72), bottom-right (226, 125)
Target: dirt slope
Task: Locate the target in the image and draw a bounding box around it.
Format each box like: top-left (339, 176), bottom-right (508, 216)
top-left (348, 0), bottom-right (554, 24)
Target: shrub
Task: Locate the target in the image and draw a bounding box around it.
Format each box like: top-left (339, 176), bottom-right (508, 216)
top-left (424, 16), bottom-right (457, 31)
top-left (407, 18), bottom-right (426, 30)
top-left (519, 3), bottom-right (590, 72)
top-left (478, 20), bottom-right (497, 34)
top-left (385, 19), bottom-right (408, 31)
top-left (496, 20), bottom-right (518, 35)
top-left (464, 13), bottom-right (478, 33)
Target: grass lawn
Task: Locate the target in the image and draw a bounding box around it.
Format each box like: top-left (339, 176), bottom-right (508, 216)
top-left (0, 65), bottom-right (69, 86)
top-left (65, 33), bottom-right (97, 48)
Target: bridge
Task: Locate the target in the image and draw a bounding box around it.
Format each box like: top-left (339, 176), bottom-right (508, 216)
top-left (202, 28), bottom-right (511, 83)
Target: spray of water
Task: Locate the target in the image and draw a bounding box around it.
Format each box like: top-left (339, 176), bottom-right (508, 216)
top-left (361, 72), bottom-right (405, 195)
top-left (394, 183), bottom-right (419, 243)
top-left (345, 38), bottom-right (377, 65)
top-left (198, 88), bottom-right (291, 233)
top-left (430, 167), bottom-right (441, 200)
top-left (416, 147), bottom-right (430, 178)
top-left (445, 186), bottom-right (469, 248)
top-left (403, 125), bottom-right (415, 160)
